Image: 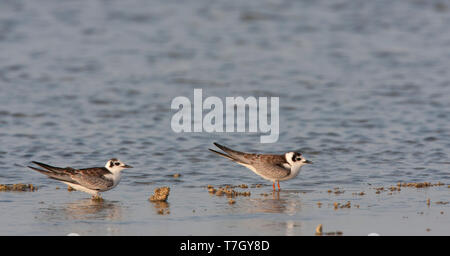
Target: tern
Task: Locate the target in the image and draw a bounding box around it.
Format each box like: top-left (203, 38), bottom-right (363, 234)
top-left (209, 142), bottom-right (312, 191)
top-left (28, 158), bottom-right (132, 199)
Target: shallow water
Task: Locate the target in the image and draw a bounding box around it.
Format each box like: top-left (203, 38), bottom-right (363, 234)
top-left (0, 0), bottom-right (449, 235)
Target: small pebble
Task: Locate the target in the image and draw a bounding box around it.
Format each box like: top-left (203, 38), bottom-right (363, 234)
top-left (333, 202), bottom-right (339, 210)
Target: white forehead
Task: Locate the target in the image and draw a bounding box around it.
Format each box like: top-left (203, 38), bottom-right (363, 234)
top-left (285, 152), bottom-right (304, 164)
top-left (106, 159), bottom-right (122, 167)
top-left (285, 152), bottom-right (295, 164)
top-left (285, 152), bottom-right (295, 160)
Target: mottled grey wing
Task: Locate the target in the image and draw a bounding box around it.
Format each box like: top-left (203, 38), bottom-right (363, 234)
top-left (71, 168), bottom-right (113, 191)
top-left (212, 142), bottom-right (257, 164)
top-left (251, 161), bottom-right (291, 179)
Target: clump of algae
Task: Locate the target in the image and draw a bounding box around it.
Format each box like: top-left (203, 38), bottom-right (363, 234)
top-left (0, 184), bottom-right (37, 192)
top-left (149, 187), bottom-right (170, 202)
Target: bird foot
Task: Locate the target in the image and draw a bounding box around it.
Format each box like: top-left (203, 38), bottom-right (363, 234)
top-left (91, 195), bottom-right (103, 201)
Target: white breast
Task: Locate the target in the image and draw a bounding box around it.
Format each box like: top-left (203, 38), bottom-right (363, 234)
top-left (278, 164), bottom-right (303, 181)
top-left (104, 171), bottom-right (122, 190)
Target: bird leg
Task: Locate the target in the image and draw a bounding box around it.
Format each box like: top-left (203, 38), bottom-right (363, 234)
top-left (272, 182), bottom-right (276, 191)
top-left (277, 181), bottom-right (281, 191)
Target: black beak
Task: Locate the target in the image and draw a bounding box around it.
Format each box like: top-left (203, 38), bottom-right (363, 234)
top-left (123, 165), bottom-right (133, 168)
top-left (304, 160), bottom-right (313, 164)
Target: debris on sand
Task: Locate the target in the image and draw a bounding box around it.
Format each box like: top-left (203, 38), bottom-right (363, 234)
top-left (333, 202), bottom-right (339, 210)
top-left (331, 201), bottom-right (352, 210)
top-left (341, 201), bottom-right (351, 209)
top-left (0, 183), bottom-right (37, 192)
top-left (228, 199), bottom-right (236, 205)
top-left (334, 189), bottom-right (345, 195)
top-left (324, 231), bottom-right (343, 236)
top-left (215, 187), bottom-right (251, 198)
top-left (242, 191), bottom-right (251, 197)
top-left (397, 182), bottom-right (445, 188)
top-left (67, 185), bottom-right (75, 192)
top-left (149, 187), bottom-right (170, 202)
top-left (208, 187), bottom-right (217, 194)
top-left (172, 173), bottom-right (181, 178)
top-left (388, 186), bottom-right (400, 192)
top-left (315, 224), bottom-right (323, 235)
top-left (315, 224), bottom-right (343, 236)
top-left (206, 185), bottom-right (251, 198)
top-left (374, 187), bottom-right (384, 194)
top-left (219, 188), bottom-right (250, 198)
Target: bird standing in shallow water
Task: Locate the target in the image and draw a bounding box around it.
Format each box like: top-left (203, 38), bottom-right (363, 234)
top-left (209, 142), bottom-right (312, 191)
top-left (28, 158), bottom-right (132, 200)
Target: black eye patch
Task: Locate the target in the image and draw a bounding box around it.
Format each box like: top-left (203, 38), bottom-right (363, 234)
top-left (109, 161), bottom-right (114, 168)
top-left (292, 152), bottom-right (302, 162)
top-left (114, 162), bottom-right (120, 166)
top-left (292, 154), bottom-right (297, 162)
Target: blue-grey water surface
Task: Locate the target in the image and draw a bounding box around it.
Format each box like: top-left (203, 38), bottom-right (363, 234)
top-left (0, 0), bottom-right (449, 235)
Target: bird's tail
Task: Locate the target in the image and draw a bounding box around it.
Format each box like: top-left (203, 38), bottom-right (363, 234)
top-left (208, 148), bottom-right (236, 161)
top-left (30, 161), bottom-right (65, 173)
top-left (209, 142), bottom-right (252, 164)
top-left (28, 162), bottom-right (75, 183)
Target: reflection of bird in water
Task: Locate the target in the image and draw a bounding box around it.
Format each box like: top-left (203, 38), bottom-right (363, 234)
top-left (62, 198), bottom-right (123, 221)
top-left (246, 191), bottom-right (302, 214)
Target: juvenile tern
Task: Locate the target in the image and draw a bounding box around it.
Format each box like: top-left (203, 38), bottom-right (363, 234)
top-left (28, 158), bottom-right (132, 199)
top-left (209, 142), bottom-right (312, 191)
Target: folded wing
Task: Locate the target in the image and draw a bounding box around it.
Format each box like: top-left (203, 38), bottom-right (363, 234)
top-left (28, 162), bottom-right (113, 191)
top-left (209, 142), bottom-right (291, 179)
top-left (71, 168), bottom-right (113, 191)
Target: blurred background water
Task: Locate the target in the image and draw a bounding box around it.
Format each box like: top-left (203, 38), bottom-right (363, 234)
top-left (0, 0), bottom-right (449, 235)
